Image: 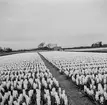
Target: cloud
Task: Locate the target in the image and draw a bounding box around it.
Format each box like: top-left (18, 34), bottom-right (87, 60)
top-left (0, 0), bottom-right (106, 49)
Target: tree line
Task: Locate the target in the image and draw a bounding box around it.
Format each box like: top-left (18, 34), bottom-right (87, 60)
top-left (0, 47), bottom-right (12, 52)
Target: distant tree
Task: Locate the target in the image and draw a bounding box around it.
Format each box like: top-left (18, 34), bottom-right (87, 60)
top-left (99, 41), bottom-right (102, 47)
top-left (4, 48), bottom-right (12, 52)
top-left (0, 47), bottom-right (3, 52)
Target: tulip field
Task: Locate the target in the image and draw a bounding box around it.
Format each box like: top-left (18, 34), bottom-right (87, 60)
top-left (1, 51), bottom-right (107, 105)
top-left (40, 51), bottom-right (107, 105)
top-left (0, 53), bottom-right (68, 105)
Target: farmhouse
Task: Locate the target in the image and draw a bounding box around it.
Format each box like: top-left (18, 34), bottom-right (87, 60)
top-left (53, 46), bottom-right (62, 51)
top-left (91, 41), bottom-right (102, 47)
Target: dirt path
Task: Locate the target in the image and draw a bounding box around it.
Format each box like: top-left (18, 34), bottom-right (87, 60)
top-left (38, 53), bottom-right (96, 105)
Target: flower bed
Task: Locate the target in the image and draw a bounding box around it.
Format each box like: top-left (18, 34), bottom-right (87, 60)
top-left (40, 51), bottom-right (107, 105)
top-left (0, 53), bottom-right (68, 105)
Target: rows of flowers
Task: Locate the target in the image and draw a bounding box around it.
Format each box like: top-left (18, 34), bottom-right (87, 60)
top-left (0, 53), bottom-right (68, 105)
top-left (40, 51), bottom-right (107, 105)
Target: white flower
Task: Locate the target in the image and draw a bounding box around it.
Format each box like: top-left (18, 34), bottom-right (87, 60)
top-left (95, 92), bottom-right (99, 101)
top-left (13, 101), bottom-right (17, 105)
top-left (100, 96), bottom-right (104, 104)
top-left (42, 78), bottom-right (47, 88)
top-left (28, 90), bottom-right (33, 97)
top-left (36, 89), bottom-right (41, 105)
top-left (25, 94), bottom-right (30, 105)
top-left (18, 94), bottom-right (23, 103)
top-left (29, 78), bottom-right (33, 86)
top-left (6, 80), bottom-right (11, 89)
top-left (13, 90), bottom-right (18, 98)
top-left (55, 93), bottom-right (60, 105)
top-left (64, 95), bottom-right (68, 105)
top-left (8, 95), bottom-right (13, 105)
top-left (104, 92), bottom-right (107, 100)
top-left (22, 102), bottom-right (26, 105)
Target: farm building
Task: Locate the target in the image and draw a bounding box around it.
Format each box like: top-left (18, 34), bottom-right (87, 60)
top-left (53, 46), bottom-right (62, 51)
top-left (46, 43), bottom-right (57, 49)
top-left (91, 41), bottom-right (102, 47)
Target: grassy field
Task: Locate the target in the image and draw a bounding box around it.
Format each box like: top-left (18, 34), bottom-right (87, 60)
top-left (0, 52), bottom-right (19, 56)
top-left (0, 50), bottom-right (50, 57)
top-left (64, 47), bottom-right (107, 53)
top-left (0, 51), bottom-right (34, 57)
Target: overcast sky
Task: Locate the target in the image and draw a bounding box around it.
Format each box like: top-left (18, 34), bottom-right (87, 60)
top-left (0, 0), bottom-right (107, 50)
